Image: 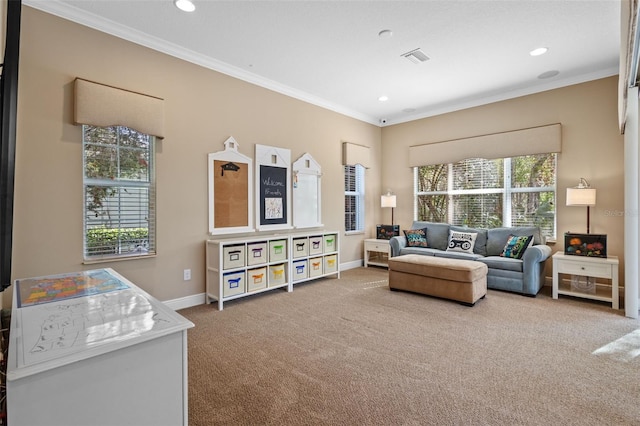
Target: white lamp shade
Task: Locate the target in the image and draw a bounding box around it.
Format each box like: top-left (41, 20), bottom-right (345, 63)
top-left (381, 194), bottom-right (396, 208)
top-left (566, 187), bottom-right (596, 206)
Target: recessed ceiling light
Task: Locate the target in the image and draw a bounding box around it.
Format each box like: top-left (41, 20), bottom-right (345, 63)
top-left (530, 47), bottom-right (548, 57)
top-left (378, 29), bottom-right (393, 38)
top-left (538, 70), bottom-right (560, 79)
top-left (378, 95), bottom-right (389, 102)
top-left (174, 0), bottom-right (195, 12)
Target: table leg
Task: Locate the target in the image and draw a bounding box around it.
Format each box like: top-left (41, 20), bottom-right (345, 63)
top-left (612, 265), bottom-right (619, 310)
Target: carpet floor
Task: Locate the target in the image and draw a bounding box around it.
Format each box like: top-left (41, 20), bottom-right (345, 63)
top-left (179, 267), bottom-right (640, 425)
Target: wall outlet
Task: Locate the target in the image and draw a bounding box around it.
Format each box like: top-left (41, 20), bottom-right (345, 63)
top-left (183, 269), bottom-right (191, 281)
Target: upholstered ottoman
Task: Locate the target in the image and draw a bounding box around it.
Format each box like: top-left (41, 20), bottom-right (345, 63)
top-left (388, 254), bottom-right (488, 306)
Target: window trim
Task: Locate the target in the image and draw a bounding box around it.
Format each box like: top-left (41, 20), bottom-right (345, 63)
top-left (413, 154), bottom-right (556, 238)
top-left (82, 125), bottom-right (156, 261)
top-left (344, 164), bottom-right (365, 233)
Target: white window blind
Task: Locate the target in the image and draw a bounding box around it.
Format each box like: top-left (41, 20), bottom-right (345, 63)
top-left (83, 125), bottom-right (156, 259)
top-left (345, 164), bottom-right (365, 232)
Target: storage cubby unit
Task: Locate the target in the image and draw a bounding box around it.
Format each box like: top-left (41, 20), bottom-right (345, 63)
top-left (206, 235), bottom-right (291, 310)
top-left (206, 231), bottom-right (339, 310)
top-left (289, 231), bottom-right (340, 286)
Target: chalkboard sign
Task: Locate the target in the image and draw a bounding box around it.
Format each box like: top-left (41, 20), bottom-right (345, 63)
top-left (260, 165), bottom-right (287, 225)
top-left (255, 144), bottom-right (291, 231)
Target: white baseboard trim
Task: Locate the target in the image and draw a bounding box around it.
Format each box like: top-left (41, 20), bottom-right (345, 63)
top-left (164, 292), bottom-right (206, 311)
top-left (341, 260), bottom-right (363, 271)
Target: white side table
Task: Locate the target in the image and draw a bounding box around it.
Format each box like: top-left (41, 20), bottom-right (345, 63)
top-left (364, 238), bottom-right (391, 268)
top-left (552, 252), bottom-right (619, 309)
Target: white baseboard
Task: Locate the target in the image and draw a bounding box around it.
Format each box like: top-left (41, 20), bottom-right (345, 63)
top-left (163, 292), bottom-right (206, 311)
top-left (341, 260), bottom-right (363, 271)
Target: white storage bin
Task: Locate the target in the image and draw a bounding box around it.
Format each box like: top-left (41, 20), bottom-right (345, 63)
top-left (269, 240), bottom-right (287, 262)
top-left (323, 235), bottom-right (337, 253)
top-left (223, 271), bottom-right (245, 297)
top-left (309, 257), bottom-right (323, 278)
top-left (324, 254), bottom-right (337, 273)
top-left (293, 260), bottom-right (308, 281)
top-left (292, 237), bottom-right (309, 258)
top-left (223, 245), bottom-right (245, 269)
top-left (247, 242), bottom-right (268, 266)
top-left (268, 263), bottom-right (286, 286)
top-left (308, 236), bottom-right (323, 255)
top-left (247, 267), bottom-right (267, 292)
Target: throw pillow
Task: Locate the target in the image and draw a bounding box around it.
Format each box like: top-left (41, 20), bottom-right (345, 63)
top-left (446, 231), bottom-right (477, 254)
top-left (404, 228), bottom-right (428, 247)
top-left (500, 234), bottom-right (534, 259)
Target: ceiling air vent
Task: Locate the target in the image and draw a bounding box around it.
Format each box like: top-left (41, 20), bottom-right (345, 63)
top-left (401, 48), bottom-right (430, 64)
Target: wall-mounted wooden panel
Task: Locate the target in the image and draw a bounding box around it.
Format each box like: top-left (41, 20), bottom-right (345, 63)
top-left (208, 137), bottom-right (253, 234)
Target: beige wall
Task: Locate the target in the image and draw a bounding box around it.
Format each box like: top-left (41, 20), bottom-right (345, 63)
top-left (382, 76), bottom-right (625, 284)
top-left (9, 7), bottom-right (382, 305)
top-left (9, 7), bottom-right (625, 306)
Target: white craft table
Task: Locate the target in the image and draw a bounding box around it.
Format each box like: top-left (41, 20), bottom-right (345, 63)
top-left (6, 268), bottom-right (194, 426)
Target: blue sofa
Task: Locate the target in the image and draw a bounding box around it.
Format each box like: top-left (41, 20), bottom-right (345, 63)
top-left (389, 221), bottom-right (552, 296)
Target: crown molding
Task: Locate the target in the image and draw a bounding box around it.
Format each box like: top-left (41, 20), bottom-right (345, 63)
top-left (384, 67), bottom-right (619, 127)
top-left (23, 0), bottom-right (379, 126)
top-left (24, 0), bottom-right (618, 129)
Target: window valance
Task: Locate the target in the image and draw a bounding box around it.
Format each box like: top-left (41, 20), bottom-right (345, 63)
top-left (342, 142), bottom-right (370, 168)
top-left (408, 123), bottom-right (562, 167)
top-left (74, 78), bottom-right (165, 139)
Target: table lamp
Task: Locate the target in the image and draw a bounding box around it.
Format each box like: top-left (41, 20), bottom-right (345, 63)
top-left (566, 178), bottom-right (596, 233)
top-left (381, 190), bottom-right (397, 226)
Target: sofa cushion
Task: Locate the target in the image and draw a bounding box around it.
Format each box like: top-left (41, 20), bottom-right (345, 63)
top-left (404, 228), bottom-right (428, 247)
top-left (450, 225), bottom-right (488, 256)
top-left (446, 230), bottom-right (477, 254)
top-left (500, 234), bottom-right (534, 259)
top-left (400, 247), bottom-right (439, 256)
top-left (477, 256), bottom-right (524, 273)
top-left (486, 226), bottom-right (541, 256)
top-left (411, 221), bottom-right (450, 250)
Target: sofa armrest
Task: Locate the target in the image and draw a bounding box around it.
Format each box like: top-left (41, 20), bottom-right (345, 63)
top-left (523, 244), bottom-right (552, 264)
top-left (389, 236), bottom-right (406, 257)
top-left (521, 244), bottom-right (552, 295)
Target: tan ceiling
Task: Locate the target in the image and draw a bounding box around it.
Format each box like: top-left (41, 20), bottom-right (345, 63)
top-left (25, 0), bottom-right (621, 126)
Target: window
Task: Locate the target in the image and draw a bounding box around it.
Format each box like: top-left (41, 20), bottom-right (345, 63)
top-left (83, 125), bottom-right (156, 259)
top-left (344, 164), bottom-right (365, 232)
top-left (414, 154), bottom-right (556, 238)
